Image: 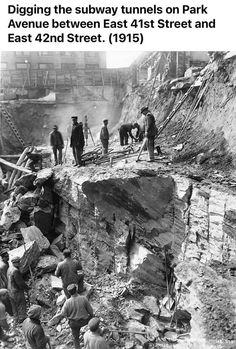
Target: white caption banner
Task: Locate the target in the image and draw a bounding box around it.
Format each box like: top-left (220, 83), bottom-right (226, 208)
top-left (0, 0), bottom-right (235, 51)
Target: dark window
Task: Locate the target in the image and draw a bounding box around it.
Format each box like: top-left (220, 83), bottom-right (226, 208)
top-left (38, 63), bottom-right (54, 69)
top-left (85, 64), bottom-right (99, 69)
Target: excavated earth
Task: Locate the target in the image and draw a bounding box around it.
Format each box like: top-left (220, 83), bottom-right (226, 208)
top-left (0, 53), bottom-right (236, 349)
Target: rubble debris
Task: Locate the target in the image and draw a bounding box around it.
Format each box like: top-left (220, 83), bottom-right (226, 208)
top-left (35, 255), bottom-right (58, 275)
top-left (14, 172), bottom-right (37, 189)
top-left (16, 191), bottom-right (39, 212)
top-left (21, 225), bottom-right (50, 252)
top-left (8, 241), bottom-right (40, 274)
top-left (0, 200), bottom-right (21, 231)
top-left (34, 168), bottom-right (53, 186)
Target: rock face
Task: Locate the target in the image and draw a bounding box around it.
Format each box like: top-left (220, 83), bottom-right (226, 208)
top-left (175, 260), bottom-right (236, 348)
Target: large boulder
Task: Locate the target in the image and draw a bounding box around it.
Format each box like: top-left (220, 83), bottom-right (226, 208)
top-left (21, 225), bottom-right (50, 253)
top-left (35, 255), bottom-right (58, 275)
top-left (8, 241), bottom-right (40, 274)
top-left (0, 200), bottom-right (21, 231)
top-left (17, 191), bottom-right (39, 212)
top-left (15, 173), bottom-right (36, 189)
top-left (34, 168), bottom-right (53, 186)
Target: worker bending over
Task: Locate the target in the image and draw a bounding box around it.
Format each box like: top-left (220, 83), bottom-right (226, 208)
top-left (119, 123), bottom-right (139, 146)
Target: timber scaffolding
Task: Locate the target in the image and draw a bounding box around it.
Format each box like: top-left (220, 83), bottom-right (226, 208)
top-left (0, 67), bottom-right (129, 89)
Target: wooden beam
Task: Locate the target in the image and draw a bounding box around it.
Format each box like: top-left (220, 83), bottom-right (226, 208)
top-left (0, 157), bottom-right (32, 173)
top-left (0, 154), bottom-right (21, 159)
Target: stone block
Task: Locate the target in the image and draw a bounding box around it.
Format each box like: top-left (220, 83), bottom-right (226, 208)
top-left (21, 225), bottom-right (50, 252)
top-left (17, 191), bottom-right (39, 212)
top-left (34, 168), bottom-right (53, 186)
top-left (51, 275), bottom-right (63, 290)
top-left (36, 255), bottom-right (58, 275)
top-left (0, 200), bottom-right (21, 231)
top-left (15, 173), bottom-right (36, 188)
top-left (142, 296), bottom-right (160, 316)
top-left (8, 241), bottom-right (40, 274)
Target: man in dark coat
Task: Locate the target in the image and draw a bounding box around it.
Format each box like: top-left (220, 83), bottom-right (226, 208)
top-left (7, 256), bottom-right (28, 323)
top-left (55, 249), bottom-right (84, 298)
top-left (70, 116), bottom-right (85, 166)
top-left (119, 123), bottom-right (139, 146)
top-left (141, 106), bottom-right (158, 162)
top-left (0, 290), bottom-right (10, 342)
top-left (100, 119), bottom-right (109, 155)
top-left (22, 305), bottom-right (50, 349)
top-left (50, 125), bottom-right (64, 165)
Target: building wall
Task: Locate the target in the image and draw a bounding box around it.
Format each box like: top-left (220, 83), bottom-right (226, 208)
top-left (0, 51), bottom-right (106, 71)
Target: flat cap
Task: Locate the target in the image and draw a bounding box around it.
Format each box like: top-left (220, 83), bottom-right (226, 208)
top-left (27, 305), bottom-right (42, 319)
top-left (71, 116), bottom-right (78, 119)
top-left (103, 119), bottom-right (108, 122)
top-left (67, 284), bottom-right (77, 293)
top-left (88, 317), bottom-right (100, 331)
top-left (141, 106), bottom-right (148, 113)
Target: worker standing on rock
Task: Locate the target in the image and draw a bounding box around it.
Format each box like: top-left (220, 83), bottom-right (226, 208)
top-left (7, 256), bottom-right (28, 323)
top-left (70, 116), bottom-right (85, 166)
top-left (141, 106), bottom-right (158, 162)
top-left (119, 123), bottom-right (139, 146)
top-left (22, 304), bottom-right (50, 349)
top-left (49, 283), bottom-right (93, 349)
top-left (0, 250), bottom-right (9, 289)
top-left (100, 119), bottom-right (109, 155)
top-left (84, 317), bottom-right (110, 349)
top-left (50, 125), bottom-right (64, 165)
top-left (55, 249), bottom-right (84, 298)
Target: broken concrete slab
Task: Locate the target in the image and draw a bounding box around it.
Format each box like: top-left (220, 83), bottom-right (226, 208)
top-left (0, 200), bottom-right (21, 231)
top-left (8, 241), bottom-right (40, 274)
top-left (34, 168), bottom-right (53, 186)
top-left (21, 225), bottom-right (50, 252)
top-left (35, 255), bottom-right (58, 275)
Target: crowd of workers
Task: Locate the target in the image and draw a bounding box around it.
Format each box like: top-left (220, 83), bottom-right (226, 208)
top-left (0, 248), bottom-right (109, 348)
top-left (27, 105), bottom-right (161, 170)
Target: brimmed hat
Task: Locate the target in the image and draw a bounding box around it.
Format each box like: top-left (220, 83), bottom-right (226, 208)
top-left (103, 119), bottom-right (108, 123)
top-left (88, 317), bottom-right (100, 332)
top-left (71, 116), bottom-right (78, 119)
top-left (141, 106), bottom-right (148, 113)
top-left (53, 125), bottom-right (58, 129)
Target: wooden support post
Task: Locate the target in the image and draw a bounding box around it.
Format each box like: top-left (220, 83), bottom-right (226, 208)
top-left (0, 157), bottom-right (32, 174)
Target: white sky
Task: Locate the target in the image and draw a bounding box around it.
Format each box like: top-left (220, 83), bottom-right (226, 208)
top-left (106, 51), bottom-right (142, 68)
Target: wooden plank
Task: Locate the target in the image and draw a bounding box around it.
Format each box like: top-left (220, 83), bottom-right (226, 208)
top-left (0, 157), bottom-right (32, 173)
top-left (0, 154), bottom-right (21, 159)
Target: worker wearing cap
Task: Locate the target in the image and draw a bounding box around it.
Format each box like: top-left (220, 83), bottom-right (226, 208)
top-left (0, 250), bottom-right (9, 289)
top-left (55, 249), bottom-right (84, 298)
top-left (84, 317), bottom-right (110, 349)
top-left (140, 106), bottom-right (158, 162)
top-left (50, 125), bottom-right (64, 165)
top-left (100, 119), bottom-right (109, 155)
top-left (0, 289), bottom-right (10, 342)
top-left (7, 256), bottom-right (29, 323)
top-left (119, 123), bottom-right (139, 146)
top-left (26, 151), bottom-right (43, 172)
top-left (22, 305), bottom-right (50, 349)
top-left (70, 116), bottom-right (85, 166)
top-left (49, 284), bottom-right (93, 349)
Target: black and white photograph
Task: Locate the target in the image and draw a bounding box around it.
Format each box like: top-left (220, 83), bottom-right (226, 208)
top-left (0, 50), bottom-right (236, 349)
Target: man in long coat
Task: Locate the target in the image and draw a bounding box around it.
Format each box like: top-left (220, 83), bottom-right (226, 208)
top-left (70, 116), bottom-right (85, 166)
